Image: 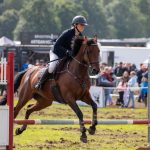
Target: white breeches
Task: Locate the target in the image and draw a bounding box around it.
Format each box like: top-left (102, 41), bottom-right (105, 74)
top-left (48, 51), bottom-right (59, 73)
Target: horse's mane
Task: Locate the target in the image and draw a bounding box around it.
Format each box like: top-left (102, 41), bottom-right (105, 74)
top-left (71, 37), bottom-right (96, 57)
top-left (71, 36), bottom-right (84, 57)
top-left (87, 38), bottom-right (95, 46)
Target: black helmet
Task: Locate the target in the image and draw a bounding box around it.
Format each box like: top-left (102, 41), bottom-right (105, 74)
top-left (72, 15), bottom-right (88, 26)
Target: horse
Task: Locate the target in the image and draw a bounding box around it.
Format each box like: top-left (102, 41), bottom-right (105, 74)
top-left (13, 36), bottom-right (100, 143)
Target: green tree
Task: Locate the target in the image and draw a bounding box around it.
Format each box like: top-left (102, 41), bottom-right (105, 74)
top-left (80, 0), bottom-right (109, 38)
top-left (14, 0), bottom-right (60, 40)
top-left (0, 0), bottom-right (149, 40)
top-left (112, 0), bottom-right (146, 38)
top-left (138, 0), bottom-right (150, 37)
top-left (4, 0), bottom-right (26, 10)
top-left (0, 9), bottom-right (19, 39)
top-left (55, 0), bottom-right (85, 32)
top-left (102, 0), bottom-right (119, 38)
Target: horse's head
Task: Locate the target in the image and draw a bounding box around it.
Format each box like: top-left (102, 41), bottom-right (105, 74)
top-left (84, 37), bottom-right (100, 75)
top-left (72, 36), bottom-right (100, 75)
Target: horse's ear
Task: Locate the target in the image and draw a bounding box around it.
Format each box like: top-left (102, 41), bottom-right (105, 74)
top-left (83, 36), bottom-right (88, 43)
top-left (94, 35), bottom-right (97, 43)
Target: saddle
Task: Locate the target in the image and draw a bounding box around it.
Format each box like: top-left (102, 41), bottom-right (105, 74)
top-left (54, 56), bottom-right (69, 80)
top-left (37, 57), bottom-right (69, 104)
top-left (37, 57), bottom-right (68, 80)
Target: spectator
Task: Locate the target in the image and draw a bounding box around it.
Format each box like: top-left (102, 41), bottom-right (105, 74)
top-left (96, 66), bottom-right (116, 107)
top-left (136, 64), bottom-right (147, 102)
top-left (99, 63), bottom-right (107, 71)
top-left (140, 73), bottom-right (148, 106)
top-left (39, 59), bottom-right (45, 66)
top-left (131, 63), bottom-right (137, 72)
top-left (124, 63), bottom-right (132, 74)
top-left (116, 71), bottom-right (129, 107)
top-left (21, 61), bottom-right (29, 71)
top-left (107, 67), bottom-right (117, 105)
top-left (114, 62), bottom-right (127, 77)
top-left (125, 71), bottom-right (138, 108)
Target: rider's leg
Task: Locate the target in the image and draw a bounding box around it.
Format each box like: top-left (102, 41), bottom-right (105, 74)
top-left (34, 51), bottom-right (59, 90)
top-left (34, 68), bottom-right (51, 90)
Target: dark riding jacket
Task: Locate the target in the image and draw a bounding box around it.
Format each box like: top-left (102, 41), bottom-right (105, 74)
top-left (53, 28), bottom-right (82, 58)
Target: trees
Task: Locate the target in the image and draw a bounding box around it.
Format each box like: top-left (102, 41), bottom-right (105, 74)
top-left (112, 0), bottom-right (146, 38)
top-left (14, 0), bottom-right (59, 40)
top-left (80, 0), bottom-right (109, 38)
top-left (0, 9), bottom-right (18, 39)
top-left (55, 0), bottom-right (84, 32)
top-left (0, 0), bottom-right (149, 40)
top-left (138, 0), bottom-right (150, 37)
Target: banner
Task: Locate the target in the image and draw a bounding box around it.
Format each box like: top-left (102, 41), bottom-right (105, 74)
top-left (89, 86), bottom-right (105, 107)
top-left (77, 86), bottom-right (105, 108)
top-left (20, 32), bottom-right (58, 45)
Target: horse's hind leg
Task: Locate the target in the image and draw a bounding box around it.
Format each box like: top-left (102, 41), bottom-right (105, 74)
top-left (14, 94), bottom-right (32, 135)
top-left (14, 95), bottom-right (30, 119)
top-left (15, 103), bottom-right (34, 135)
top-left (68, 101), bottom-right (87, 143)
top-left (15, 98), bottom-right (52, 135)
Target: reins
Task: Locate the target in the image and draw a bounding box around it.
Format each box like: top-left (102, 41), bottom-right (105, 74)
top-left (71, 43), bottom-right (99, 67)
top-left (66, 41), bottom-right (99, 85)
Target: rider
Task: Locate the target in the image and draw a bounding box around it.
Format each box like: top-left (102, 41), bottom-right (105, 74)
top-left (34, 15), bottom-right (88, 90)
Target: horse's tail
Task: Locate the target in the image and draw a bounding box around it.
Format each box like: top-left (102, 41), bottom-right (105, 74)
top-left (14, 70), bottom-right (28, 93)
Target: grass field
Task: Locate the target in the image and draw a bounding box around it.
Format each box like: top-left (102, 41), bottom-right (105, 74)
top-left (13, 100), bottom-right (148, 150)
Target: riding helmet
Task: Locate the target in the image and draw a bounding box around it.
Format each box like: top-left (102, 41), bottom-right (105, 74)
top-left (72, 15), bottom-right (88, 26)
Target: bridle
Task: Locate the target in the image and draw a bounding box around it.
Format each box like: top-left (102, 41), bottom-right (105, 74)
top-left (65, 41), bottom-right (100, 99)
top-left (71, 42), bottom-right (99, 68)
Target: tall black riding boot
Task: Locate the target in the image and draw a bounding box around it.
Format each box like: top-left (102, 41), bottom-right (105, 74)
top-left (34, 68), bottom-right (52, 90)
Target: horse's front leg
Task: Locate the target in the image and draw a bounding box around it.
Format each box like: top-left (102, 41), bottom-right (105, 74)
top-left (88, 100), bottom-right (97, 135)
top-left (68, 102), bottom-right (87, 143)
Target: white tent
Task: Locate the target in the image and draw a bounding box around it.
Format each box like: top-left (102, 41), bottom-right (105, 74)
top-left (0, 36), bottom-right (15, 46)
top-left (143, 59), bottom-right (149, 64)
top-left (143, 57), bottom-right (150, 64)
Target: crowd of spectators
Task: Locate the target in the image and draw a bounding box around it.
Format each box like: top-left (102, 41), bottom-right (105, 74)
top-left (96, 62), bottom-right (148, 108)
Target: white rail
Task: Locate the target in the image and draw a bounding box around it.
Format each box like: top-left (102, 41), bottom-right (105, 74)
top-left (0, 57), bottom-right (7, 85)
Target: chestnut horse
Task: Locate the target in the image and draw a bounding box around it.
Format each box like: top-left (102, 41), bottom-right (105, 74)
top-left (14, 36), bottom-right (100, 143)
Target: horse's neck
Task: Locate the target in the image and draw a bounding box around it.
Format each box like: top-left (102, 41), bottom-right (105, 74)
top-left (69, 55), bottom-right (88, 78)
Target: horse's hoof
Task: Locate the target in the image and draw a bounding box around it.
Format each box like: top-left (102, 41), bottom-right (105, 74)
top-left (15, 128), bottom-right (23, 135)
top-left (88, 126), bottom-right (96, 135)
top-left (80, 136), bottom-right (87, 143)
top-left (80, 134), bottom-right (87, 143)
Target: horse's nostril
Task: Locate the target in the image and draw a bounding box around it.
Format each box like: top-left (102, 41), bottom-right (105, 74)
top-left (92, 69), bottom-right (99, 75)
